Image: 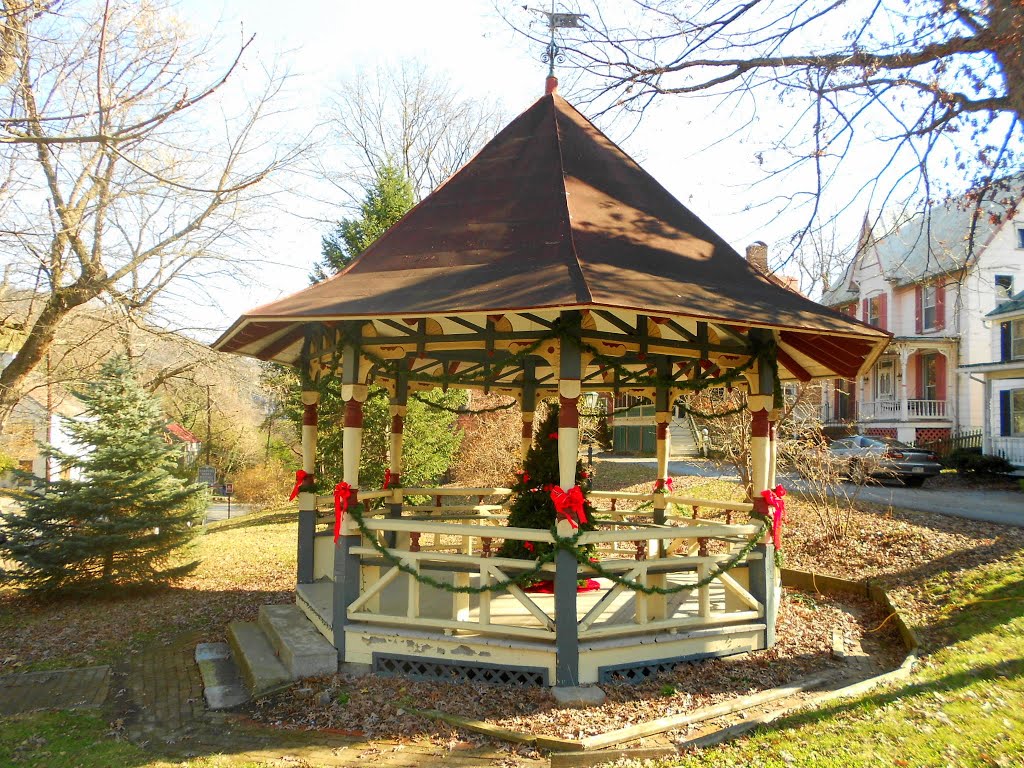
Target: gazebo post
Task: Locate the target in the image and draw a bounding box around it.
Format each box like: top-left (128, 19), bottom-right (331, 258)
top-left (297, 389), bottom-right (319, 585)
top-left (554, 313), bottom-right (582, 688)
top-left (334, 339), bottom-right (366, 663)
top-left (649, 357), bottom-right (672, 619)
top-left (747, 330), bottom-right (779, 648)
top-left (387, 372), bottom-right (408, 548)
top-left (768, 410), bottom-right (779, 489)
top-left (521, 362), bottom-right (536, 461)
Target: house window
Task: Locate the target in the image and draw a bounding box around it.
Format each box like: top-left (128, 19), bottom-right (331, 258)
top-left (995, 275), bottom-right (1014, 300)
top-left (1013, 319), bottom-right (1024, 360)
top-left (1013, 389), bottom-right (1024, 436)
top-left (1016, 225), bottom-right (1024, 249)
top-left (921, 284), bottom-right (937, 330)
top-left (920, 353), bottom-right (939, 401)
top-left (867, 296), bottom-right (881, 328)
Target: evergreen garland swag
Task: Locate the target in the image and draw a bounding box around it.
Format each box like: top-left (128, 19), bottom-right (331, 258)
top-left (0, 357), bottom-right (207, 595)
top-left (497, 402), bottom-right (596, 560)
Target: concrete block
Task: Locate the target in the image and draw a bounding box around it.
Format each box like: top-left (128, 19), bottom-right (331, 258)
top-left (258, 604), bottom-right (338, 679)
top-left (552, 685), bottom-right (607, 708)
top-left (195, 642), bottom-right (248, 710)
top-left (227, 621), bottom-right (291, 695)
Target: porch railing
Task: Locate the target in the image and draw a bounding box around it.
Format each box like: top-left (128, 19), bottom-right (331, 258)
top-left (317, 488), bottom-right (768, 645)
top-left (992, 437), bottom-right (1024, 467)
top-left (857, 399), bottom-right (949, 421)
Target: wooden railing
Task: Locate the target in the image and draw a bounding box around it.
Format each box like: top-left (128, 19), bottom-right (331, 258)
top-left (318, 487), bottom-right (765, 644)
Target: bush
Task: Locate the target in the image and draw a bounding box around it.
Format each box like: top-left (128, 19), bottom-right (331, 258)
top-left (231, 461), bottom-right (295, 509)
top-left (947, 448), bottom-right (1015, 477)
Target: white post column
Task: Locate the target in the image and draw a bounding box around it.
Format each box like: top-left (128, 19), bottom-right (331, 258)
top-left (297, 390), bottom-right (319, 584)
top-left (767, 409), bottom-right (780, 489)
top-left (521, 369), bottom-right (537, 462)
top-left (898, 345), bottom-right (910, 423)
top-left (334, 339), bottom-right (367, 663)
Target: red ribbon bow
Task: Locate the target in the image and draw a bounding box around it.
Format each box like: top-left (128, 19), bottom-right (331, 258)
top-left (760, 485), bottom-right (787, 549)
top-left (333, 482), bottom-right (353, 543)
top-left (653, 477), bottom-right (674, 493)
top-left (289, 470), bottom-right (311, 501)
top-left (383, 469), bottom-right (393, 489)
top-left (550, 485), bottom-right (587, 530)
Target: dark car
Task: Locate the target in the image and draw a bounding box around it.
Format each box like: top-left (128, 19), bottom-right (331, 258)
top-left (829, 435), bottom-right (942, 487)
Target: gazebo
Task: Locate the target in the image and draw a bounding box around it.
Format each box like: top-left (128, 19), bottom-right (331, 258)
top-left (214, 85), bottom-right (889, 688)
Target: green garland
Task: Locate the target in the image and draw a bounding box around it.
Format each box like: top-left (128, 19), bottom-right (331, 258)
top-left (411, 392), bottom-right (518, 415)
top-left (345, 501), bottom-right (769, 597)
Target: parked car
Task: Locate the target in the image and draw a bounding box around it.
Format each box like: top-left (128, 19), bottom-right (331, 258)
top-left (829, 435), bottom-right (942, 487)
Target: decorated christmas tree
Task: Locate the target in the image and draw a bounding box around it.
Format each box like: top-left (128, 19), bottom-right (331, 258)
top-left (499, 402), bottom-right (596, 559)
top-left (0, 357), bottom-right (207, 594)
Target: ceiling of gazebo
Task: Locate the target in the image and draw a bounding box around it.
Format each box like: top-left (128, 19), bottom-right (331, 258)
top-left (213, 91), bottom-right (889, 385)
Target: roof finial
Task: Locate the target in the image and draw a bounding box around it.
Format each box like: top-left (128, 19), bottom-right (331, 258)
top-left (532, 3), bottom-right (586, 95)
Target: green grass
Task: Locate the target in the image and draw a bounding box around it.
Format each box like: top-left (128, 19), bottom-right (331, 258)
top-left (0, 711), bottom-right (291, 768)
top-left (612, 551), bottom-right (1024, 768)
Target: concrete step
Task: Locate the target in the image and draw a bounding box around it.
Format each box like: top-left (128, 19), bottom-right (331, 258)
top-left (258, 604), bottom-right (338, 679)
top-left (227, 621), bottom-right (291, 696)
top-left (194, 642), bottom-right (248, 710)
top-left (669, 420), bottom-right (701, 458)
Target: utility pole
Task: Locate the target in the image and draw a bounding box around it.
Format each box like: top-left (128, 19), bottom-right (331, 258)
top-left (205, 383), bottom-right (213, 466)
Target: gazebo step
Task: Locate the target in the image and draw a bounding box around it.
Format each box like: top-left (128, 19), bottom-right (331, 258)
top-left (194, 642), bottom-right (249, 710)
top-left (227, 621), bottom-right (291, 695)
top-left (258, 604), bottom-right (338, 679)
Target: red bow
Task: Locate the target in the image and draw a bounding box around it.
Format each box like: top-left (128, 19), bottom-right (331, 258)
top-left (653, 477), bottom-right (674, 493)
top-left (383, 469), bottom-right (395, 489)
top-left (516, 469), bottom-right (530, 484)
top-left (550, 485), bottom-right (587, 530)
top-left (760, 485), bottom-right (787, 549)
top-left (333, 482), bottom-right (353, 543)
top-left (289, 470), bottom-right (311, 501)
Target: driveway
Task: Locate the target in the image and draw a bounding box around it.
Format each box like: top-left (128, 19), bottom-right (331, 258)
top-left (203, 500), bottom-right (253, 524)
top-left (597, 455), bottom-right (1024, 528)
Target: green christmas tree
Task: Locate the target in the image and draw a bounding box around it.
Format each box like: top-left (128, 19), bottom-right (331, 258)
top-left (0, 357), bottom-right (207, 594)
top-left (499, 402), bottom-right (596, 560)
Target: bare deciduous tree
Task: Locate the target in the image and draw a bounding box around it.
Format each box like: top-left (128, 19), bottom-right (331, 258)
top-left (0, 0), bottom-right (303, 432)
top-left (506, 1), bottom-right (1024, 256)
top-left (323, 59), bottom-right (505, 203)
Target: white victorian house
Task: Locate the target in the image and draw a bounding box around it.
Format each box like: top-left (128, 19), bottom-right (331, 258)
top-left (820, 192), bottom-right (1024, 446)
top-left (961, 290), bottom-right (1024, 467)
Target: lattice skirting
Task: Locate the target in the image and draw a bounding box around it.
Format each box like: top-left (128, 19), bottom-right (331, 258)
top-left (372, 653), bottom-right (549, 686)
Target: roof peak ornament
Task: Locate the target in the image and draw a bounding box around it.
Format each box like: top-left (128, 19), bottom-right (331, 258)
top-left (527, 3), bottom-right (587, 93)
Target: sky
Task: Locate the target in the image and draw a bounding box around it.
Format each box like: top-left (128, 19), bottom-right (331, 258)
top-left (172, 0), bottom-right (889, 337)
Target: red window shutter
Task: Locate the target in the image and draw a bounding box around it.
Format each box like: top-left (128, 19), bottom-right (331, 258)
top-left (935, 282), bottom-right (946, 330)
top-left (915, 354), bottom-right (924, 399)
top-left (862, 298), bottom-right (869, 322)
top-left (935, 354), bottom-right (947, 402)
top-left (878, 293), bottom-right (888, 330)
top-left (914, 285), bottom-right (923, 334)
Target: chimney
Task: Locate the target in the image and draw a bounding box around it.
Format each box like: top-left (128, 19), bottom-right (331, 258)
top-left (545, 75), bottom-right (559, 95)
top-left (746, 241), bottom-right (769, 273)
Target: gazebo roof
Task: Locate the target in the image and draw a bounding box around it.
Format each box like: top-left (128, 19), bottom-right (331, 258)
top-left (214, 92), bottom-right (888, 381)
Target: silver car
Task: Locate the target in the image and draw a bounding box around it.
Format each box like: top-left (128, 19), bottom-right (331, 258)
top-left (829, 435), bottom-right (942, 487)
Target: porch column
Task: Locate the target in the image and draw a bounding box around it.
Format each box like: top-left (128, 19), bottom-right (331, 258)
top-left (983, 376), bottom-right (993, 455)
top-left (650, 357), bottom-right (671, 620)
top-left (297, 390), bottom-right (319, 585)
top-left (747, 330), bottom-right (778, 649)
top-left (898, 346), bottom-right (910, 423)
top-left (555, 314), bottom-right (581, 688)
top-left (334, 341), bottom-right (367, 663)
top-left (767, 410), bottom-right (780, 489)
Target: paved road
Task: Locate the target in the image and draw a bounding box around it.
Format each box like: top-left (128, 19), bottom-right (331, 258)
top-left (597, 455), bottom-right (1024, 528)
top-left (203, 500), bottom-right (253, 524)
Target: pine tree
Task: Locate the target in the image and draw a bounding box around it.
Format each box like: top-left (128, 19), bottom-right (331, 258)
top-left (0, 357), bottom-right (206, 594)
top-left (499, 403), bottom-right (596, 559)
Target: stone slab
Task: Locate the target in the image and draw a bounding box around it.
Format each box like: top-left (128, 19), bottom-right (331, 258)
top-left (258, 604), bottom-right (337, 679)
top-left (227, 621), bottom-right (291, 695)
top-left (195, 642), bottom-right (249, 710)
top-left (551, 685), bottom-right (607, 708)
top-left (0, 665), bottom-right (110, 715)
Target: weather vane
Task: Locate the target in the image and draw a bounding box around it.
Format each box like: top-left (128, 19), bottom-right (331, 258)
top-left (526, 3), bottom-right (587, 78)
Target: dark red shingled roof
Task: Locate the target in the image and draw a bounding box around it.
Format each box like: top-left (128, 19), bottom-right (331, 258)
top-left (214, 92), bottom-right (888, 375)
